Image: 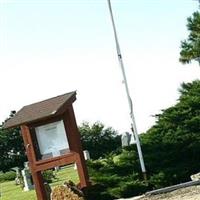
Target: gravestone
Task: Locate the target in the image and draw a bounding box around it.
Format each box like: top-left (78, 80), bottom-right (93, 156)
top-left (83, 150), bottom-right (90, 160)
top-left (74, 150), bottom-right (90, 170)
top-left (121, 132), bottom-right (131, 147)
top-left (130, 132), bottom-right (136, 144)
top-left (54, 166), bottom-right (60, 172)
top-left (12, 167), bottom-right (21, 185)
top-left (191, 172), bottom-right (200, 181)
top-left (24, 162), bottom-right (29, 169)
top-left (22, 162), bottom-right (34, 191)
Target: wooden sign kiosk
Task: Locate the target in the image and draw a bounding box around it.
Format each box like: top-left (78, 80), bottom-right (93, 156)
top-left (4, 92), bottom-right (90, 200)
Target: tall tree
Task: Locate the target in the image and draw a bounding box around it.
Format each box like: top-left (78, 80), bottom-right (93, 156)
top-left (141, 80), bottom-right (200, 184)
top-left (0, 126), bottom-right (27, 172)
top-left (179, 9), bottom-right (200, 64)
top-left (79, 122), bottom-right (121, 159)
top-left (87, 80), bottom-right (200, 199)
top-left (0, 112), bottom-right (27, 172)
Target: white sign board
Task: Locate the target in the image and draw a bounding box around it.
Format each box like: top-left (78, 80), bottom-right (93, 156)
top-left (35, 120), bottom-right (69, 158)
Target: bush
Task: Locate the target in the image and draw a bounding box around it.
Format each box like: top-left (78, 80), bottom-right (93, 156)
top-left (42, 170), bottom-right (56, 183)
top-left (0, 171), bottom-right (16, 182)
top-left (88, 152), bottom-right (149, 199)
top-left (109, 180), bottom-right (149, 198)
top-left (83, 183), bottom-right (114, 200)
top-left (148, 172), bottom-right (168, 189)
top-left (93, 175), bottom-right (122, 187)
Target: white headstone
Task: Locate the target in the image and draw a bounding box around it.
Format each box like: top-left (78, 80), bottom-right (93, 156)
top-left (74, 150), bottom-right (90, 170)
top-left (74, 163), bottom-right (77, 170)
top-left (130, 132), bottom-right (136, 144)
top-left (12, 167), bottom-right (20, 185)
top-left (22, 169), bottom-right (34, 191)
top-left (54, 166), bottom-right (60, 172)
top-left (24, 162), bottom-right (29, 169)
top-left (83, 150), bottom-right (90, 160)
top-left (121, 132), bottom-right (131, 147)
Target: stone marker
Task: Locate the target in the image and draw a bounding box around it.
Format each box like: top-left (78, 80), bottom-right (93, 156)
top-left (22, 162), bottom-right (34, 191)
top-left (74, 150), bottom-right (90, 170)
top-left (121, 132), bottom-right (131, 147)
top-left (191, 172), bottom-right (200, 181)
top-left (11, 167), bottom-right (21, 185)
top-left (83, 150), bottom-right (90, 160)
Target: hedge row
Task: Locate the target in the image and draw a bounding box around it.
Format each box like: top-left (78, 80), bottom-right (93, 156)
top-left (0, 171), bottom-right (16, 182)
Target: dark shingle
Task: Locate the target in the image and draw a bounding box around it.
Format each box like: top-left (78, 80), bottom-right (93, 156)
top-left (4, 91), bottom-right (76, 128)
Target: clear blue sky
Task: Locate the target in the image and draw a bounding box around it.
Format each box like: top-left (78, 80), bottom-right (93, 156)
top-left (0, 0), bottom-right (199, 133)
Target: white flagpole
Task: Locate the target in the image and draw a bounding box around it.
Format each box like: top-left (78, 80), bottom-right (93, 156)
top-left (107, 0), bottom-right (147, 179)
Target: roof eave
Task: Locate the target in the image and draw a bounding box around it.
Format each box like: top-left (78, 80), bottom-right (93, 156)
top-left (3, 91), bottom-right (77, 129)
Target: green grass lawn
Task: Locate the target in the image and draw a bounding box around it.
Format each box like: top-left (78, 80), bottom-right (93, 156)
top-left (0, 165), bottom-right (79, 200)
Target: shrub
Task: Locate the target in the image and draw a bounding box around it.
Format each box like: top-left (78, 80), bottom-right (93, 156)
top-left (119, 180), bottom-right (149, 198)
top-left (108, 180), bottom-right (149, 198)
top-left (148, 172), bottom-right (169, 189)
top-left (42, 170), bottom-right (56, 183)
top-left (83, 184), bottom-right (114, 200)
top-left (0, 171), bottom-right (16, 182)
top-left (93, 175), bottom-right (122, 187)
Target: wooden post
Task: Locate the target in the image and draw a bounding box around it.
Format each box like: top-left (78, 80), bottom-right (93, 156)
top-left (31, 171), bottom-right (47, 200)
top-left (21, 125), bottom-right (47, 200)
top-left (63, 106), bottom-right (90, 188)
top-left (75, 153), bottom-right (89, 188)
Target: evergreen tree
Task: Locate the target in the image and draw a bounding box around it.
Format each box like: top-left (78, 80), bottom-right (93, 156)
top-left (180, 10), bottom-right (200, 64)
top-left (0, 125), bottom-right (27, 172)
top-left (88, 80), bottom-right (200, 198)
top-left (142, 80), bottom-right (200, 184)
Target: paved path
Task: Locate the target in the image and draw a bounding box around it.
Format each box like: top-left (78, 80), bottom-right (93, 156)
top-left (118, 185), bottom-right (200, 200)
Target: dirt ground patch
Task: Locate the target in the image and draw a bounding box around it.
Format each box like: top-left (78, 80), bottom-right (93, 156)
top-left (139, 185), bottom-right (200, 200)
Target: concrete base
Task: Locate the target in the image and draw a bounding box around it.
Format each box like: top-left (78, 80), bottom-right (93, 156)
top-left (117, 195), bottom-right (145, 200)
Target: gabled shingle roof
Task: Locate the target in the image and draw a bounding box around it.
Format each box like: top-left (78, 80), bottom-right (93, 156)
top-left (4, 91), bottom-right (76, 129)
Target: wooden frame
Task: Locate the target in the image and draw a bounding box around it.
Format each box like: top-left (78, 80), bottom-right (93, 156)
top-left (20, 105), bottom-right (89, 200)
